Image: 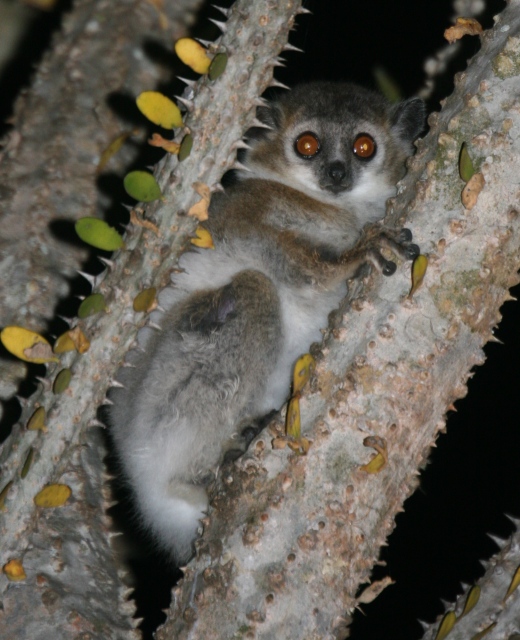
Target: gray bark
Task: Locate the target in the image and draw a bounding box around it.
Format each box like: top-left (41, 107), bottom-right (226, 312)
top-left (0, 0), bottom-right (304, 637)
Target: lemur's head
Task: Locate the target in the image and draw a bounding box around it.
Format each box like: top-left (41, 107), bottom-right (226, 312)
top-left (244, 82), bottom-right (425, 215)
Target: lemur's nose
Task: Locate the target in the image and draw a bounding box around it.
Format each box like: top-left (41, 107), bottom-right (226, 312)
top-left (327, 161), bottom-right (346, 183)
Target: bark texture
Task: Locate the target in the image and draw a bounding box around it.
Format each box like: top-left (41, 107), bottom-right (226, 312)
top-left (0, 0), bottom-right (304, 637)
top-left (159, 2), bottom-right (520, 638)
top-left (0, 0), bottom-right (202, 341)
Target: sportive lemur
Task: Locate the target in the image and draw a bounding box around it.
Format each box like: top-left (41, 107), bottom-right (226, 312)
top-left (109, 82), bottom-right (426, 564)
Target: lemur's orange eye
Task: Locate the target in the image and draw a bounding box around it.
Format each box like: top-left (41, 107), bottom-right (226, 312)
top-left (295, 132), bottom-right (320, 158)
top-left (352, 133), bottom-right (376, 160)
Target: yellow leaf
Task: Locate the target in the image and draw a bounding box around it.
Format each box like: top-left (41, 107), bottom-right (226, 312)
top-left (360, 436), bottom-right (388, 473)
top-left (360, 453), bottom-right (386, 474)
top-left (136, 91), bottom-right (183, 129)
top-left (97, 131), bottom-right (132, 173)
top-left (1, 326), bottom-right (58, 364)
top-left (27, 406), bottom-right (46, 432)
top-left (285, 394), bottom-right (301, 439)
top-left (435, 611), bottom-right (456, 640)
top-left (68, 327), bottom-right (90, 354)
top-left (133, 288), bottom-right (157, 313)
top-left (505, 564), bottom-right (520, 600)
top-left (408, 254), bottom-right (428, 299)
top-left (292, 353), bottom-right (316, 394)
top-left (174, 38), bottom-right (211, 74)
top-left (191, 226), bottom-right (215, 249)
top-left (53, 331), bottom-right (76, 354)
top-left (148, 133), bottom-right (181, 154)
top-left (188, 182), bottom-right (211, 221)
top-left (3, 559), bottom-right (26, 582)
top-left (34, 484), bottom-right (72, 508)
top-left (461, 585), bottom-right (480, 617)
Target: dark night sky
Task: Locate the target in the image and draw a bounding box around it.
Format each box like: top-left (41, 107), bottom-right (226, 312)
top-left (1, 1), bottom-right (518, 639)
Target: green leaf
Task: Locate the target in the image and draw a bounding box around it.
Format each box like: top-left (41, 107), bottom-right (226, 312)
top-left (459, 142), bottom-right (475, 182)
top-left (78, 293), bottom-right (106, 319)
top-left (53, 368), bottom-right (72, 394)
top-left (75, 218), bottom-right (124, 251)
top-left (178, 134), bottom-right (193, 162)
top-left (123, 171), bottom-right (162, 202)
top-left (209, 53), bottom-right (228, 81)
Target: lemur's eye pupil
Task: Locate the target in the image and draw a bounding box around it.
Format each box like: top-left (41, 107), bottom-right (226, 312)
top-left (353, 133), bottom-right (376, 159)
top-left (295, 132), bottom-right (320, 157)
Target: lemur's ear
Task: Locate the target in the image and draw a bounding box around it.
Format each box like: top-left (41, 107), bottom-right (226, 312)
top-left (391, 97), bottom-right (426, 143)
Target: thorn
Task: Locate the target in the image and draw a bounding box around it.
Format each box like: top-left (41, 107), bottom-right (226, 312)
top-left (155, 305), bottom-right (166, 313)
top-left (504, 293), bottom-right (517, 302)
top-left (210, 183), bottom-right (225, 193)
top-left (208, 18), bottom-right (227, 32)
top-left (253, 97), bottom-right (269, 108)
top-left (488, 334), bottom-right (503, 344)
top-left (121, 204), bottom-right (134, 213)
top-left (194, 37), bottom-right (212, 48)
top-left (35, 376), bottom-right (51, 389)
top-left (417, 620), bottom-right (429, 632)
top-left (77, 270), bottom-right (96, 287)
top-left (232, 139), bottom-right (252, 151)
top-left (98, 256), bottom-right (115, 270)
top-left (252, 117), bottom-right (274, 130)
top-left (268, 57), bottom-right (286, 68)
top-left (296, 6), bottom-right (313, 14)
top-left (175, 95), bottom-right (195, 111)
top-left (232, 161), bottom-right (252, 172)
top-left (147, 321), bottom-right (162, 331)
top-left (504, 513), bottom-right (520, 529)
top-left (110, 379), bottom-right (125, 389)
top-left (487, 532), bottom-right (505, 548)
top-left (15, 395), bottom-right (29, 407)
top-left (269, 79), bottom-right (290, 90)
top-left (447, 403), bottom-right (457, 412)
top-left (132, 617), bottom-right (144, 629)
top-left (57, 315), bottom-right (72, 326)
top-left (211, 4), bottom-right (229, 17)
top-left (88, 418), bottom-right (105, 428)
top-left (121, 361), bottom-right (137, 368)
top-left (104, 499), bottom-right (119, 509)
top-left (101, 397), bottom-right (114, 406)
top-left (177, 76), bottom-right (196, 88)
top-left (283, 42), bottom-right (304, 53)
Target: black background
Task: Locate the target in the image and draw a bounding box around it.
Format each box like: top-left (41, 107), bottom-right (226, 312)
top-left (1, 1), bottom-right (517, 638)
